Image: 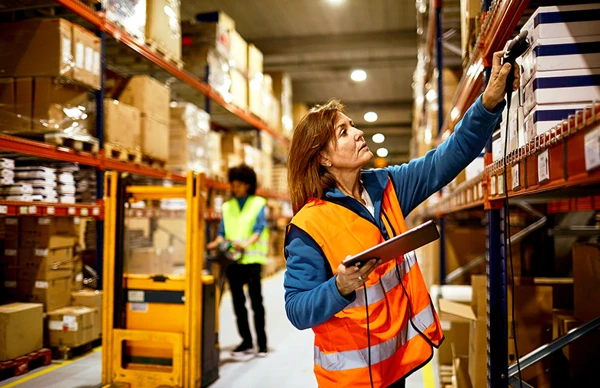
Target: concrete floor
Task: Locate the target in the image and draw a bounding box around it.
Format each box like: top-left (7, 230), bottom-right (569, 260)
top-left (1, 270), bottom-right (432, 388)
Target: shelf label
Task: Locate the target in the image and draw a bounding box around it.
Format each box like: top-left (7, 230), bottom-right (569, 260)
top-left (35, 281), bottom-right (48, 289)
top-left (136, 210), bottom-right (143, 218)
top-left (68, 207), bottom-right (76, 216)
top-left (28, 206), bottom-right (36, 215)
top-left (467, 188), bottom-right (472, 203)
top-left (19, 206), bottom-right (27, 215)
top-left (511, 164), bottom-right (520, 190)
top-left (0, 205), bottom-right (6, 215)
top-left (584, 127), bottom-right (600, 171)
top-left (538, 149), bottom-right (550, 183)
top-left (47, 206), bottom-right (55, 215)
top-left (490, 176), bottom-right (497, 196)
top-left (93, 208), bottom-right (100, 216)
top-left (81, 208), bottom-right (89, 217)
top-left (498, 174), bottom-right (505, 195)
top-left (478, 183), bottom-right (483, 199)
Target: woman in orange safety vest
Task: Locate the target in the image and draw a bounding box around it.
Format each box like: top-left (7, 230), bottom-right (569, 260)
top-left (283, 51), bottom-right (518, 388)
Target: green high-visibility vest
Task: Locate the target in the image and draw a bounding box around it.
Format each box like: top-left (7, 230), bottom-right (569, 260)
top-left (222, 196), bottom-right (269, 265)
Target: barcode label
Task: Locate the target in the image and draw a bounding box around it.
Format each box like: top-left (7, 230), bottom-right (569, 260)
top-left (0, 205), bottom-right (6, 214)
top-left (47, 207), bottom-right (55, 215)
top-left (538, 149), bottom-right (550, 183)
top-left (498, 174), bottom-right (505, 195)
top-left (511, 164), bottom-right (520, 190)
top-left (68, 207), bottom-right (76, 215)
top-left (584, 127), bottom-right (600, 171)
top-left (490, 176), bottom-right (497, 196)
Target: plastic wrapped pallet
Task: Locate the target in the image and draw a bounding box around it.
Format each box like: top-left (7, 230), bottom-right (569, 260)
top-left (104, 0), bottom-right (146, 42)
top-left (207, 131), bottom-right (224, 179)
top-left (168, 103), bottom-right (211, 173)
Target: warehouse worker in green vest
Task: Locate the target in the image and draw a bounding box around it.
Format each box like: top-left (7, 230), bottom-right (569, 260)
top-left (207, 164), bottom-right (270, 357)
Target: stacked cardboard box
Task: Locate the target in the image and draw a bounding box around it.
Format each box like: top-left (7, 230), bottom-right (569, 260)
top-left (268, 72), bottom-right (294, 137)
top-left (248, 43), bottom-right (264, 118)
top-left (146, 0), bottom-right (182, 62)
top-left (168, 103), bottom-right (211, 173)
top-left (207, 131), bottom-right (225, 179)
top-left (47, 305), bottom-right (101, 348)
top-left (221, 133), bottom-right (244, 169)
top-left (0, 158), bottom-right (16, 193)
top-left (8, 166), bottom-right (57, 203)
top-left (0, 19), bottom-right (101, 90)
top-left (119, 76), bottom-right (170, 161)
top-left (0, 303), bottom-right (44, 361)
top-left (103, 99), bottom-right (141, 150)
top-left (17, 217), bottom-right (79, 311)
top-left (519, 4), bottom-right (600, 143)
top-left (75, 167), bottom-right (97, 203)
top-left (0, 217), bottom-right (20, 303)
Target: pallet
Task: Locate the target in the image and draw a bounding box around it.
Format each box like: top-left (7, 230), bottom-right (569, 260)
top-left (104, 143), bottom-right (142, 164)
top-left (0, 348), bottom-right (52, 381)
top-left (141, 154), bottom-right (167, 169)
top-left (146, 39), bottom-right (184, 69)
top-left (45, 134), bottom-right (100, 154)
top-left (52, 337), bottom-right (102, 361)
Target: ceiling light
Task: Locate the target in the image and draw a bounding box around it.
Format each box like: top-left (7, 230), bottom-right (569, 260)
top-left (364, 111), bottom-right (378, 123)
top-left (327, 0), bottom-right (345, 5)
top-left (376, 148), bottom-right (389, 158)
top-left (372, 133), bottom-right (385, 144)
top-left (351, 69), bottom-right (367, 82)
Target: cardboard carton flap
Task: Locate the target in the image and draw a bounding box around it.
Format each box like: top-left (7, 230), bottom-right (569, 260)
top-left (439, 299), bottom-right (477, 321)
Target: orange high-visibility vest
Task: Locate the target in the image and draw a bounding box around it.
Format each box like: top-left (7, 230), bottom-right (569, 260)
top-left (290, 178), bottom-right (444, 388)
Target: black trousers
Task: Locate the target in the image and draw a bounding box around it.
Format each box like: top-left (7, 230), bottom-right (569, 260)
top-left (226, 263), bottom-right (267, 349)
top-left (387, 378), bottom-right (406, 388)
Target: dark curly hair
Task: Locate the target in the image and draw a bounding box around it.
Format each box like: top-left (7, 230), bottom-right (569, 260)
top-left (228, 164), bottom-right (257, 195)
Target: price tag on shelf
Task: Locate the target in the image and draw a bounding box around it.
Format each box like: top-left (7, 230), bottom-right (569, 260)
top-left (19, 206), bottom-right (28, 215)
top-left (0, 205), bottom-right (6, 215)
top-left (28, 206), bottom-right (37, 215)
top-left (584, 127), bottom-right (600, 171)
top-left (93, 208), bottom-right (100, 216)
top-left (47, 206), bottom-right (55, 215)
top-left (490, 176), bottom-right (497, 196)
top-left (136, 210), bottom-right (143, 218)
top-left (511, 164), bottom-right (520, 190)
top-left (498, 174), bottom-right (505, 195)
top-left (81, 208), bottom-right (89, 217)
top-left (538, 149), bottom-right (550, 183)
top-left (478, 182), bottom-right (483, 199)
top-left (467, 188), bottom-right (472, 203)
top-left (68, 207), bottom-right (76, 216)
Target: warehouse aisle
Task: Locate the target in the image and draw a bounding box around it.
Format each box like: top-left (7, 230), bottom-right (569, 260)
top-left (1, 270), bottom-right (428, 388)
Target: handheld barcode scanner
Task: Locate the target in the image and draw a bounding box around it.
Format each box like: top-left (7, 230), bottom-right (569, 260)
top-left (501, 30), bottom-right (530, 93)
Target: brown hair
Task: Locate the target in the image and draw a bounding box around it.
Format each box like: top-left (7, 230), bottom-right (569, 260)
top-left (287, 99), bottom-right (345, 214)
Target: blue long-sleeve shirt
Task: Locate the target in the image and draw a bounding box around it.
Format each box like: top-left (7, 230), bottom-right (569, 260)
top-left (283, 95), bottom-right (504, 330)
top-left (217, 195), bottom-right (267, 237)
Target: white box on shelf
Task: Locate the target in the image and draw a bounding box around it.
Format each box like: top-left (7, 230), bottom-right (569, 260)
top-left (521, 35), bottom-right (600, 85)
top-left (523, 103), bottom-right (589, 143)
top-left (522, 68), bottom-right (600, 116)
top-left (465, 154), bottom-right (485, 181)
top-left (521, 3), bottom-right (600, 46)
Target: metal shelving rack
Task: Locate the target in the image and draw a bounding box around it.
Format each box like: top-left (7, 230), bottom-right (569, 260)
top-left (0, 0), bottom-right (290, 290)
top-left (423, 0), bottom-right (600, 386)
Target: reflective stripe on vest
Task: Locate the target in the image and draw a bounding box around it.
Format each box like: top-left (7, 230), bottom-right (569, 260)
top-left (222, 196), bottom-right (269, 265)
top-left (346, 251), bottom-right (416, 310)
top-left (314, 303), bottom-right (436, 371)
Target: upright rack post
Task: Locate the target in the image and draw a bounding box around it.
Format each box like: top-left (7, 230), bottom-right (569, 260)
top-left (95, 2), bottom-right (106, 289)
top-left (435, 0), bottom-right (446, 285)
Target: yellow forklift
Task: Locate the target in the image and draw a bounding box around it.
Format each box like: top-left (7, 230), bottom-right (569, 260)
top-left (102, 171), bottom-right (219, 388)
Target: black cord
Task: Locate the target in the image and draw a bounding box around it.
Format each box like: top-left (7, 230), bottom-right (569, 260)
top-left (503, 92), bottom-right (523, 387)
top-left (363, 285), bottom-right (374, 388)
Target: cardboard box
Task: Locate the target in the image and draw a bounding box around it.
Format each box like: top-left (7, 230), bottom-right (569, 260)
top-left (47, 306), bottom-right (100, 347)
top-left (15, 77), bottom-right (33, 131)
top-left (104, 99), bottom-right (141, 149)
top-left (0, 19), bottom-right (73, 79)
top-left (0, 303), bottom-right (43, 361)
top-left (572, 243), bottom-right (600, 323)
top-left (194, 11), bottom-right (235, 58)
top-left (141, 116), bottom-right (169, 160)
top-left (524, 103), bottom-right (589, 142)
top-left (248, 43), bottom-right (263, 78)
top-left (221, 133), bottom-right (242, 156)
top-left (146, 0), bottom-right (182, 62)
top-left (119, 76), bottom-right (170, 124)
top-left (32, 77), bottom-right (91, 132)
top-left (126, 247), bottom-right (172, 275)
top-left (72, 24), bottom-right (101, 89)
top-left (71, 289), bottom-right (102, 338)
top-left (230, 29), bottom-right (248, 73)
top-left (521, 4), bottom-right (600, 47)
top-left (18, 236), bottom-right (77, 280)
top-left (231, 68), bottom-right (248, 109)
top-left (522, 68), bottom-right (600, 117)
top-left (20, 217), bottom-right (76, 248)
top-left (19, 276), bottom-right (72, 311)
top-left (521, 35), bottom-right (600, 86)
